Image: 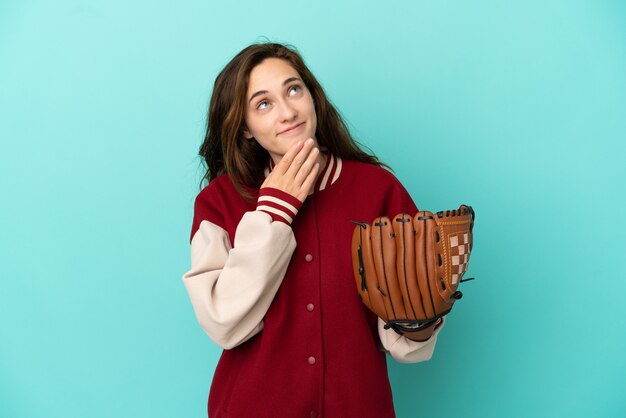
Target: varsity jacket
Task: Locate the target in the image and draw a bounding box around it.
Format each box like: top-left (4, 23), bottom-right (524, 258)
top-left (183, 154), bottom-right (444, 418)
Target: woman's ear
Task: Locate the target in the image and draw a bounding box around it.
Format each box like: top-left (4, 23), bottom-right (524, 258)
top-left (242, 125), bottom-right (254, 140)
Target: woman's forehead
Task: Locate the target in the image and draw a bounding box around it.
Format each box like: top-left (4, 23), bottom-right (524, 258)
top-left (248, 58), bottom-right (300, 91)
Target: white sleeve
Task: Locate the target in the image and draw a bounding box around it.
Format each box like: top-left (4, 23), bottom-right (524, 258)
top-left (182, 210), bottom-right (296, 349)
top-left (378, 318), bottom-right (445, 363)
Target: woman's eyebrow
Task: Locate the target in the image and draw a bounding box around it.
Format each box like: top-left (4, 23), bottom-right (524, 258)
top-left (282, 76), bottom-right (300, 85)
top-left (248, 77), bottom-right (302, 103)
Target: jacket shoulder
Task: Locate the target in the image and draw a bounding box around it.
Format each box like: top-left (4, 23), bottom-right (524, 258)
top-left (341, 159), bottom-right (401, 186)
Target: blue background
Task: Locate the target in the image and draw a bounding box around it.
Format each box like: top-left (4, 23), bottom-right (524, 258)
top-left (1, 1), bottom-right (625, 417)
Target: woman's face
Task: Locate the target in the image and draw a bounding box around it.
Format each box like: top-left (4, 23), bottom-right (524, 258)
top-left (243, 58), bottom-right (317, 163)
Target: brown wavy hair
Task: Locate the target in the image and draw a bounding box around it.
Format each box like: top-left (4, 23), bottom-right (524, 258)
top-left (199, 42), bottom-right (385, 197)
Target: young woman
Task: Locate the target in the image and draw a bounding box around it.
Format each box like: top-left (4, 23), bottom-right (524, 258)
top-left (183, 42), bottom-right (444, 418)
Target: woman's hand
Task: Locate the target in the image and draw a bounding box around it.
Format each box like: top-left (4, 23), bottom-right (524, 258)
top-left (261, 138), bottom-right (320, 202)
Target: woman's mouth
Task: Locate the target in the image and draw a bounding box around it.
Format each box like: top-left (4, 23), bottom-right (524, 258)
top-left (279, 122), bottom-right (305, 135)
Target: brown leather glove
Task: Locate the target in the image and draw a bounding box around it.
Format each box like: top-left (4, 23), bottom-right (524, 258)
top-left (352, 205), bottom-right (475, 339)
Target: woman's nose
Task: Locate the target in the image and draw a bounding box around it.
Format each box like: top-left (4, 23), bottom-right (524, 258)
top-left (278, 101), bottom-right (297, 121)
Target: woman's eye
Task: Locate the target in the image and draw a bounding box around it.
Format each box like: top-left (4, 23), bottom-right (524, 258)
top-left (257, 100), bottom-right (269, 110)
top-left (288, 85), bottom-right (301, 95)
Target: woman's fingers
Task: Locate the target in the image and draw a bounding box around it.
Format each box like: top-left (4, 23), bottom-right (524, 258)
top-left (274, 140), bottom-right (305, 175)
top-left (301, 162), bottom-right (320, 196)
top-left (284, 138), bottom-right (315, 177)
top-left (293, 146), bottom-right (319, 185)
top-left (261, 138), bottom-right (320, 202)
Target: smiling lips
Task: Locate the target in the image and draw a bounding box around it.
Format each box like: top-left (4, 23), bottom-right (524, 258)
top-left (279, 122), bottom-right (304, 135)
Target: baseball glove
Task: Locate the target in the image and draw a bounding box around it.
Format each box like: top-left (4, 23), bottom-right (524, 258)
top-left (351, 205), bottom-right (475, 337)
